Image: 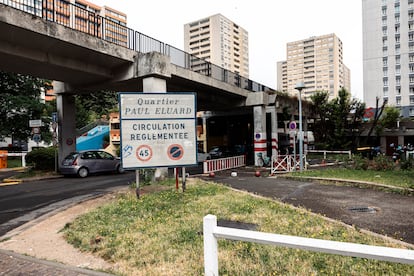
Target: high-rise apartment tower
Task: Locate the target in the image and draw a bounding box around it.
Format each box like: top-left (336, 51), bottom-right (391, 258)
top-left (184, 14), bottom-right (249, 78)
top-left (277, 33), bottom-right (350, 100)
top-left (363, 0), bottom-right (414, 117)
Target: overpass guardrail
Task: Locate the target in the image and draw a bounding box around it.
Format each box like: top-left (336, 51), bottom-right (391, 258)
top-left (0, 0), bottom-right (273, 93)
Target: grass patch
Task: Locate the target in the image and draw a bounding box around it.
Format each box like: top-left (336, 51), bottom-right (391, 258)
top-left (6, 157), bottom-right (22, 168)
top-left (291, 168), bottom-right (414, 190)
top-left (12, 168), bottom-right (58, 179)
top-left (63, 180), bottom-right (414, 275)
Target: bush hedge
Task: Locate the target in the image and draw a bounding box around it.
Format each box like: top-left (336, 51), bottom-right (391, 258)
top-left (25, 146), bottom-right (57, 170)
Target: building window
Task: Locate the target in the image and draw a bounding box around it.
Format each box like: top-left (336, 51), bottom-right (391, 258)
top-left (382, 7), bottom-right (387, 16)
top-left (383, 68), bottom-right (388, 76)
top-left (409, 109), bottom-right (414, 117)
top-left (410, 87), bottom-right (414, 94)
top-left (383, 57), bottom-right (388, 66)
top-left (396, 55), bottom-right (401, 64)
top-left (396, 97), bottom-right (401, 106)
top-left (396, 76), bottom-right (401, 86)
top-left (396, 45), bottom-right (401, 54)
top-left (410, 97), bottom-right (414, 104)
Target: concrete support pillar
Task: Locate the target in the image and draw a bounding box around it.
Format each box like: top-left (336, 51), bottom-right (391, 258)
top-left (143, 76), bottom-right (168, 181)
top-left (269, 106), bottom-right (278, 158)
top-left (143, 77), bottom-right (167, 92)
top-left (56, 92), bottom-right (76, 167)
top-left (202, 116), bottom-right (208, 153)
top-left (253, 105), bottom-right (266, 166)
top-left (398, 135), bottom-right (404, 147)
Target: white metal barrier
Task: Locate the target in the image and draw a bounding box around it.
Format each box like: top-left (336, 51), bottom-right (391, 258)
top-left (203, 155), bottom-right (246, 174)
top-left (7, 152), bottom-right (27, 167)
top-left (270, 154), bottom-right (306, 174)
top-left (203, 214), bottom-right (414, 276)
top-left (307, 150), bottom-right (352, 160)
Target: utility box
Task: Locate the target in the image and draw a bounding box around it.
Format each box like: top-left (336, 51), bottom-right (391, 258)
top-left (0, 150), bottom-right (7, 168)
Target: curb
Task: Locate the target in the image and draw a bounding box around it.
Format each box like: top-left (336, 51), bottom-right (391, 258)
top-left (280, 175), bottom-right (414, 194)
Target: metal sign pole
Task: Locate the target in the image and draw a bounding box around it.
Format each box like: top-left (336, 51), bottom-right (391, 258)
top-left (135, 170), bottom-right (140, 198)
top-left (182, 167), bottom-right (186, 192)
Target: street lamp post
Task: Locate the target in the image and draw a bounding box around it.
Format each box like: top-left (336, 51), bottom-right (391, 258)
top-left (295, 82), bottom-right (306, 172)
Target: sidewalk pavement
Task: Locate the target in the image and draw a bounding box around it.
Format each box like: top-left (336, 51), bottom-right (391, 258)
top-left (0, 248), bottom-right (114, 276)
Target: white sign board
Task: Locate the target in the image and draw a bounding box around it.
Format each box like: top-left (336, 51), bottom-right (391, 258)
top-left (119, 92), bottom-right (197, 169)
top-left (29, 119), bottom-right (42, 127)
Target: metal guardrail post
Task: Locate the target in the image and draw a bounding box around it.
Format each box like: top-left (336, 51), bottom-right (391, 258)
top-left (203, 215), bottom-right (219, 276)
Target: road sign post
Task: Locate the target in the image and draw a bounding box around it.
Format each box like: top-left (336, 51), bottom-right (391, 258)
top-left (119, 92), bottom-right (197, 169)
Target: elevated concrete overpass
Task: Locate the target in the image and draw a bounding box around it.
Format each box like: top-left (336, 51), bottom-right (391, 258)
top-left (0, 3), bottom-right (259, 111)
top-left (0, 2), bottom-right (311, 166)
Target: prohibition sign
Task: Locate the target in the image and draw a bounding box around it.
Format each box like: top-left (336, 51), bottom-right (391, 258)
top-left (136, 145), bottom-right (153, 162)
top-left (167, 144), bottom-right (184, 160)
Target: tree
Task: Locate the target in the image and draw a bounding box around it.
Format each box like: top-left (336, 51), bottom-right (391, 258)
top-left (0, 71), bottom-right (53, 143)
top-left (310, 91), bottom-right (330, 148)
top-left (310, 88), bottom-right (365, 150)
top-left (379, 106), bottom-right (400, 130)
top-left (75, 91), bottom-right (118, 128)
top-left (364, 96), bottom-right (387, 145)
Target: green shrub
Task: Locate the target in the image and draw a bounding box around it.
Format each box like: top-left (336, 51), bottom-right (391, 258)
top-left (351, 154), bottom-right (369, 170)
top-left (370, 154), bottom-right (395, 171)
top-left (400, 158), bottom-right (413, 170)
top-left (25, 147), bottom-right (57, 170)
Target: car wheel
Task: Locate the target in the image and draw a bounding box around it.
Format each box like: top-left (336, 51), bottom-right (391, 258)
top-left (77, 167), bottom-right (89, 178)
top-left (117, 165), bottom-right (125, 174)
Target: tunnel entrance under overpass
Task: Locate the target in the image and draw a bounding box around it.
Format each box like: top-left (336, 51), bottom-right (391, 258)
top-left (198, 109), bottom-right (291, 166)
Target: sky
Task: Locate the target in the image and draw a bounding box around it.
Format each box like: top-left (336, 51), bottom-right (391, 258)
top-left (92, 0), bottom-right (363, 100)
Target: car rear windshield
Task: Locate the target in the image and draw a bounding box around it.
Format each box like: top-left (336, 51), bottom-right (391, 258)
top-left (64, 152), bottom-right (78, 160)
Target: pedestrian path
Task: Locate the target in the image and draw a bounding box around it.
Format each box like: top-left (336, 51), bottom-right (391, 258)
top-left (0, 249), bottom-right (114, 276)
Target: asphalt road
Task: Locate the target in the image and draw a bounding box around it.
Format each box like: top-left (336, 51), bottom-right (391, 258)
top-left (0, 171), bottom-right (135, 236)
top-left (200, 168), bottom-right (414, 245)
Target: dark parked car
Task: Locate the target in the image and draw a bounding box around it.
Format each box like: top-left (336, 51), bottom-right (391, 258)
top-left (60, 150), bottom-right (124, 178)
top-left (197, 150), bottom-right (211, 163)
top-left (208, 146), bottom-right (231, 159)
